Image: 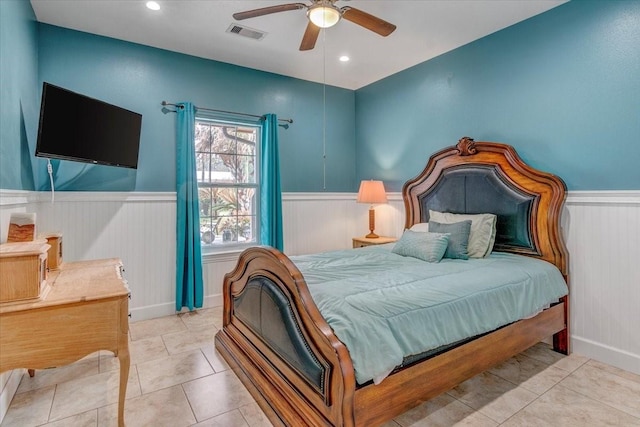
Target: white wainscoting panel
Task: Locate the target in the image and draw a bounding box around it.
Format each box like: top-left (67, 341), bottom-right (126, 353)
top-left (0, 189), bottom-right (638, 378)
top-left (564, 191), bottom-right (640, 375)
top-left (282, 193), bottom-right (405, 256)
top-left (35, 192), bottom-right (176, 321)
top-left (202, 252), bottom-right (240, 309)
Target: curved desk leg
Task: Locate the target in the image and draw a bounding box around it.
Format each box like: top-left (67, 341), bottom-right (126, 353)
top-left (117, 347), bottom-right (130, 427)
top-left (117, 296), bottom-right (130, 427)
top-left (28, 369), bottom-right (35, 377)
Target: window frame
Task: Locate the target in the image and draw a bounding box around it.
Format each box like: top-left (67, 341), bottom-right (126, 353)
top-left (194, 115), bottom-right (261, 255)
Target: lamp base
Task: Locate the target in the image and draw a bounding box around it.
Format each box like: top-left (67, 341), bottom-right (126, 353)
top-left (366, 208), bottom-right (379, 238)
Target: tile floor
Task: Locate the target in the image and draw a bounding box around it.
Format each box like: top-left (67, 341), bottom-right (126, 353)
top-left (2, 307), bottom-right (640, 426)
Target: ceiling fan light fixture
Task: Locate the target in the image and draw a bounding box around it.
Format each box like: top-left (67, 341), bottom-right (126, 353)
top-left (307, 3), bottom-right (341, 28)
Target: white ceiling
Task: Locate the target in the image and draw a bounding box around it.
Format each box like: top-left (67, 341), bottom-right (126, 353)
top-left (30, 0), bottom-right (568, 90)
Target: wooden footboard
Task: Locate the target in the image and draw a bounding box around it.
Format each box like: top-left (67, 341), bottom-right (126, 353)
top-left (214, 246), bottom-right (568, 427)
top-left (215, 246), bottom-right (357, 426)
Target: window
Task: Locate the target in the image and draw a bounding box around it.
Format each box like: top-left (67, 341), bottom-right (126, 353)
top-left (195, 118), bottom-right (260, 251)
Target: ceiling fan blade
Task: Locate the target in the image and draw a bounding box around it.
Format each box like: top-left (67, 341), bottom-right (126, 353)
top-left (233, 3), bottom-right (306, 20)
top-left (300, 22), bottom-right (321, 51)
top-left (341, 7), bottom-right (396, 37)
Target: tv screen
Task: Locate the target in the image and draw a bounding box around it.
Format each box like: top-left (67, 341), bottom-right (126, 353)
top-left (35, 82), bottom-right (142, 169)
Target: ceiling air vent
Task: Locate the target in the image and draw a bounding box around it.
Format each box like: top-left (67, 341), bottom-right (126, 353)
top-left (226, 24), bottom-right (266, 41)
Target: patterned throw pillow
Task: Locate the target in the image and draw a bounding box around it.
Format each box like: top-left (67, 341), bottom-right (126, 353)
top-left (392, 230), bottom-right (450, 263)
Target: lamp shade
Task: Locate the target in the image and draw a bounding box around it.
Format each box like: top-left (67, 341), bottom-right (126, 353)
top-left (308, 4), bottom-right (341, 28)
top-left (357, 180), bottom-right (388, 204)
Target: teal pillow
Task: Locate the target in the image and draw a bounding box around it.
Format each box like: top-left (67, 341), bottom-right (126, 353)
top-left (392, 230), bottom-right (450, 263)
top-left (428, 220), bottom-right (472, 260)
top-left (429, 210), bottom-right (497, 258)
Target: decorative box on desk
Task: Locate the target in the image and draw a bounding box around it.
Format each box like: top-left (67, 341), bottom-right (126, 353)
top-left (39, 232), bottom-right (63, 270)
top-left (0, 240), bottom-right (50, 303)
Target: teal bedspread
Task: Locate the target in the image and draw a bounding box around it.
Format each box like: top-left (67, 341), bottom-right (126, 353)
top-left (291, 245), bottom-right (568, 385)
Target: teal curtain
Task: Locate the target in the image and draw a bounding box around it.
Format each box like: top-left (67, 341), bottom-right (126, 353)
top-left (260, 114), bottom-right (284, 251)
top-left (175, 102), bottom-right (203, 311)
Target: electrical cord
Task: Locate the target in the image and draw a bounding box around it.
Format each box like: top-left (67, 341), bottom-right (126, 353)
top-left (47, 158), bottom-right (55, 203)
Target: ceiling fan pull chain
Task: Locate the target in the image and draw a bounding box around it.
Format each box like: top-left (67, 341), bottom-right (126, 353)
top-left (322, 26), bottom-right (327, 191)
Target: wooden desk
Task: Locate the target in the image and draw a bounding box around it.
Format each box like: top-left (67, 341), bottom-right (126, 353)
top-left (0, 259), bottom-right (130, 426)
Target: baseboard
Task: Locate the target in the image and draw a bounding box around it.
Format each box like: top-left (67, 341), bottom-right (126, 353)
top-left (129, 293), bottom-right (223, 322)
top-left (572, 335), bottom-right (640, 375)
top-left (0, 369), bottom-right (25, 424)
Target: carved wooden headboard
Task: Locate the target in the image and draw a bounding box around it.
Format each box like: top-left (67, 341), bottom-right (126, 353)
top-left (402, 137), bottom-right (568, 276)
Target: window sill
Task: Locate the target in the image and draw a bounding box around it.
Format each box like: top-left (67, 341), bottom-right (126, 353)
top-left (201, 244), bottom-right (255, 263)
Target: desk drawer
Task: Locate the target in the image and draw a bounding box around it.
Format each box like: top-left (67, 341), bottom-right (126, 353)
top-left (0, 296), bottom-right (126, 371)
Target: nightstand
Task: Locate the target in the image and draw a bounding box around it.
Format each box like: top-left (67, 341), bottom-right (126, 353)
top-left (352, 236), bottom-right (397, 248)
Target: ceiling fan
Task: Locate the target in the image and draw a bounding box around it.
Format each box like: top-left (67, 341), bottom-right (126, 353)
top-left (232, 0), bottom-right (396, 51)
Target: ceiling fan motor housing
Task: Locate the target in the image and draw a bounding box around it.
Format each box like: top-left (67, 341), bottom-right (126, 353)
top-left (307, 1), bottom-right (342, 28)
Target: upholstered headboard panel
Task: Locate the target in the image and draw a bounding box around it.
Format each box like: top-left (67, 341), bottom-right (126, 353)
top-left (418, 165), bottom-right (536, 252)
top-left (404, 137), bottom-right (568, 275)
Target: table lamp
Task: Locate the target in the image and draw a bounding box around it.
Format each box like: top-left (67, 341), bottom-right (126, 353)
top-left (357, 180), bottom-right (388, 238)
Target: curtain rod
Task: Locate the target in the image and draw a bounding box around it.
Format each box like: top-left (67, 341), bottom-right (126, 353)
top-left (161, 101), bottom-right (293, 124)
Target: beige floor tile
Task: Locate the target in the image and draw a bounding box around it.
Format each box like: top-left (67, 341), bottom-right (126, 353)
top-left (179, 307), bottom-right (221, 330)
top-left (6, 310), bottom-right (639, 427)
top-left (100, 335), bottom-right (169, 372)
top-left (17, 357), bottom-right (99, 393)
top-left (586, 359), bottom-right (640, 384)
top-left (129, 315), bottom-right (186, 341)
top-left (501, 384), bottom-right (640, 426)
top-left (40, 410), bottom-right (97, 427)
top-left (520, 343), bottom-right (589, 373)
top-left (447, 372), bottom-right (538, 423)
top-left (136, 349), bottom-right (213, 394)
top-left (489, 353), bottom-right (571, 395)
top-left (559, 363), bottom-right (640, 418)
top-left (182, 370), bottom-right (254, 422)
top-left (393, 393), bottom-right (497, 427)
top-left (237, 403), bottom-right (273, 427)
top-left (162, 326), bottom-right (216, 355)
top-left (191, 409), bottom-right (249, 427)
top-left (200, 342), bottom-right (230, 373)
top-left (0, 385), bottom-right (55, 427)
top-left (97, 384), bottom-right (195, 427)
top-left (209, 306), bottom-right (224, 328)
top-left (48, 365), bottom-right (141, 422)
top-left (98, 354), bottom-right (119, 373)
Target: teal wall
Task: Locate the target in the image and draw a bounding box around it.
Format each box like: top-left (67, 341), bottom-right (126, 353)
top-left (35, 24), bottom-right (355, 192)
top-left (0, 0), bottom-right (38, 190)
top-left (355, 0), bottom-right (640, 191)
top-left (4, 1), bottom-right (639, 193)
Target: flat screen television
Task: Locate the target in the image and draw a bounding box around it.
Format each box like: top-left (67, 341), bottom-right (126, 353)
top-left (35, 82), bottom-right (142, 169)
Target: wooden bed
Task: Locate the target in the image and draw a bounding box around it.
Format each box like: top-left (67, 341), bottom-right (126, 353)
top-left (214, 137), bottom-right (570, 427)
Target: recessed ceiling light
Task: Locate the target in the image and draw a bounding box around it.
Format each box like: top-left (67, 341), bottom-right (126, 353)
top-left (339, 55), bottom-right (350, 62)
top-left (146, 1), bottom-right (160, 11)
